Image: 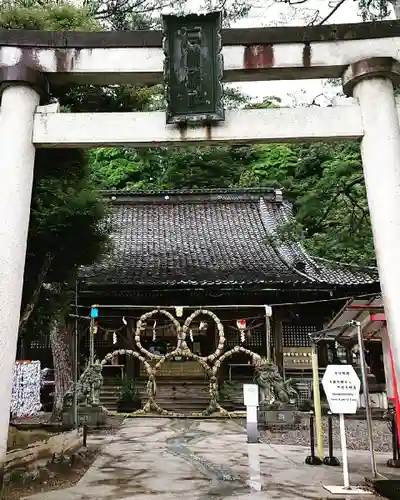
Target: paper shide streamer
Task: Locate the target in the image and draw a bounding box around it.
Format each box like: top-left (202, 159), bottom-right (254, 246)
top-left (11, 361), bottom-right (41, 417)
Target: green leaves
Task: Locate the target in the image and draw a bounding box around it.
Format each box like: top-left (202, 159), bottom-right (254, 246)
top-left (0, 3), bottom-right (100, 30)
top-left (247, 141), bottom-right (374, 267)
top-left (26, 149), bottom-right (108, 284)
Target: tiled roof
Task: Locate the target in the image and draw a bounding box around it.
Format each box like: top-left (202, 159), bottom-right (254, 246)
top-left (80, 189), bottom-right (378, 288)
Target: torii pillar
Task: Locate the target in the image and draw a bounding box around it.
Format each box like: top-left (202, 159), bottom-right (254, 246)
top-left (0, 64), bottom-right (47, 478)
top-left (343, 57), bottom-right (400, 399)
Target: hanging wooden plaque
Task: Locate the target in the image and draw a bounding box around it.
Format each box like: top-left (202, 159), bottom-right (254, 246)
top-left (163, 11), bottom-right (224, 125)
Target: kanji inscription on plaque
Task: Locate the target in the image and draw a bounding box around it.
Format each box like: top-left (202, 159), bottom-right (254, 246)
top-left (163, 11), bottom-right (224, 124)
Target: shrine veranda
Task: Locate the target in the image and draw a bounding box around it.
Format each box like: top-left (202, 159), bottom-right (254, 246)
top-left (1, 16), bottom-right (400, 471)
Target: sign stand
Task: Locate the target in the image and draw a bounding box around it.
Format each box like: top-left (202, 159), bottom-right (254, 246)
top-left (243, 384), bottom-right (259, 444)
top-left (322, 365), bottom-right (372, 495)
top-left (339, 413), bottom-right (349, 489)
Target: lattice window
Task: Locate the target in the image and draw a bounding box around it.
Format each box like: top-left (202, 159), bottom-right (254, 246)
top-left (282, 323), bottom-right (317, 347)
top-left (245, 330), bottom-right (264, 348)
top-left (29, 337), bottom-right (50, 349)
top-left (292, 381), bottom-right (312, 406)
top-left (143, 323), bottom-right (179, 338)
top-left (226, 330), bottom-right (239, 348)
top-left (95, 337), bottom-right (116, 348)
top-left (226, 330), bottom-right (264, 348)
top-left (84, 334), bottom-right (115, 348)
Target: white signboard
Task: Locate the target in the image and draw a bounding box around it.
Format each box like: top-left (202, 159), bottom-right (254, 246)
top-left (243, 384), bottom-right (259, 407)
top-left (322, 365), bottom-right (360, 415)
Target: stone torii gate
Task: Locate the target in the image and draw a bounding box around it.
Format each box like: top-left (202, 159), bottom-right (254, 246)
top-left (1, 18), bottom-right (400, 469)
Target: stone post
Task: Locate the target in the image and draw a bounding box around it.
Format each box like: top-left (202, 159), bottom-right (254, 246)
top-left (343, 57), bottom-right (400, 397)
top-left (0, 64), bottom-right (48, 481)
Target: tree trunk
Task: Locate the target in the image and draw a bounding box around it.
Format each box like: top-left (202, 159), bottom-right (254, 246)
top-left (50, 319), bottom-right (73, 419)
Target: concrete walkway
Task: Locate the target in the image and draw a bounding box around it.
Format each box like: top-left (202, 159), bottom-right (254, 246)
top-left (24, 418), bottom-right (397, 500)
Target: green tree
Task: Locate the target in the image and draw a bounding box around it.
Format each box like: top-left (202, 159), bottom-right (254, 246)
top-left (88, 145), bottom-right (254, 190)
top-left (0, 2), bottom-right (108, 415)
top-left (239, 140), bottom-right (374, 266)
top-left (0, 2), bottom-right (100, 30)
top-left (22, 150), bottom-right (108, 415)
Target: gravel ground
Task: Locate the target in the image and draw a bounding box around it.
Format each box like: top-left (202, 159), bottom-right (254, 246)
top-left (260, 415), bottom-right (393, 453)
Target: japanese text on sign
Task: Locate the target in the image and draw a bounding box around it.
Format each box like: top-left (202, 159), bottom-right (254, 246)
top-left (322, 365), bottom-right (361, 415)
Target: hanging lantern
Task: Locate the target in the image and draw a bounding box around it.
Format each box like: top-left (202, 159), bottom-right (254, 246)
top-left (237, 319), bottom-right (246, 343)
top-left (189, 329), bottom-right (194, 342)
top-left (113, 332), bottom-right (117, 345)
top-left (90, 306), bottom-right (99, 318)
top-left (237, 319), bottom-right (246, 330)
top-left (175, 306), bottom-right (183, 317)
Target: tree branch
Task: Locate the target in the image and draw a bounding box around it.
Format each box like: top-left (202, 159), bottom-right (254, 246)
top-left (307, 10), bottom-right (320, 26)
top-left (313, 175), bottom-right (364, 229)
top-left (345, 191), bottom-right (369, 221)
top-left (18, 253), bottom-right (53, 338)
top-left (280, 0), bottom-right (310, 4)
top-left (318, 0), bottom-right (348, 25)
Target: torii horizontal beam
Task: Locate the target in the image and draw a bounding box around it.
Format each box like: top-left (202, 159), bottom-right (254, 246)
top-left (0, 20), bottom-right (399, 85)
top-left (33, 101), bottom-right (400, 148)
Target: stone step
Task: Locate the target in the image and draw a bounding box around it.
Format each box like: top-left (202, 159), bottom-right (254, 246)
top-left (101, 378), bottom-right (214, 412)
top-left (100, 395), bottom-right (119, 402)
top-left (155, 400), bottom-right (210, 406)
top-left (100, 389), bottom-right (119, 395)
top-left (100, 391), bottom-right (120, 398)
top-left (104, 405), bottom-right (118, 411)
top-left (155, 397), bottom-right (209, 402)
top-left (136, 379), bottom-right (209, 385)
top-left (155, 404), bottom-right (210, 411)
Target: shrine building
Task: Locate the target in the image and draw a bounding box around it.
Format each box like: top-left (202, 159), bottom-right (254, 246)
top-left (67, 188), bottom-right (380, 413)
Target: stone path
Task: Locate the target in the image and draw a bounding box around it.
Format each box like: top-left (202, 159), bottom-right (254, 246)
top-left (24, 418), bottom-right (398, 500)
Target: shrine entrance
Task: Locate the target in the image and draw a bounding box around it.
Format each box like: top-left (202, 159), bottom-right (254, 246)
top-left (90, 305), bottom-right (272, 418)
top-left (1, 14), bottom-right (400, 468)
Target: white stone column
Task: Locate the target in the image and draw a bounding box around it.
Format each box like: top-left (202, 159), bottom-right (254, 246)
top-left (343, 58), bottom-right (400, 395)
top-left (0, 84), bottom-right (40, 472)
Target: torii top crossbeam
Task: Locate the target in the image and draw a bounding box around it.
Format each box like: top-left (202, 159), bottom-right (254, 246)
top-left (1, 20), bottom-right (399, 149)
top-left (0, 20), bottom-right (399, 86)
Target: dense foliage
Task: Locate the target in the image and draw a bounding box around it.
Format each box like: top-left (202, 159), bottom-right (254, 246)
top-left (0, 4), bottom-right (108, 339)
top-left (3, 0), bottom-right (383, 337)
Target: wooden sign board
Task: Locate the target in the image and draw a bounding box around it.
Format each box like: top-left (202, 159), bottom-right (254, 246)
top-left (163, 11), bottom-right (224, 125)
